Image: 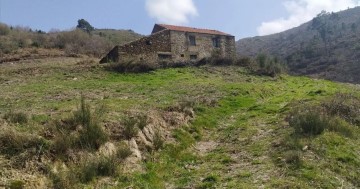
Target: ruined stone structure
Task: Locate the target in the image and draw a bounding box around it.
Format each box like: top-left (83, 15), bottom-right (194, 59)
top-left (100, 24), bottom-right (236, 64)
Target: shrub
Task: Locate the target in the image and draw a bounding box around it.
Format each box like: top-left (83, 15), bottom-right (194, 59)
top-left (153, 131), bottom-right (164, 151)
top-left (77, 155), bottom-right (117, 183)
top-left (137, 114), bottom-right (148, 130)
top-left (234, 56), bottom-right (253, 67)
top-left (284, 150), bottom-right (302, 167)
top-left (249, 54), bottom-right (287, 77)
top-left (3, 110), bottom-right (28, 124)
top-left (96, 156), bottom-right (117, 177)
top-left (50, 171), bottom-right (77, 189)
top-left (288, 95), bottom-right (358, 137)
top-left (116, 143), bottom-right (132, 161)
top-left (0, 23), bottom-right (10, 36)
top-left (0, 127), bottom-right (46, 156)
top-left (75, 96), bottom-right (108, 150)
top-left (327, 117), bottom-right (354, 138)
top-left (289, 108), bottom-right (328, 136)
top-left (78, 159), bottom-right (98, 183)
top-left (52, 96), bottom-right (108, 151)
top-left (8, 180), bottom-right (25, 189)
top-left (123, 117), bottom-right (139, 140)
top-left (322, 93), bottom-right (360, 126)
top-left (51, 131), bottom-right (75, 155)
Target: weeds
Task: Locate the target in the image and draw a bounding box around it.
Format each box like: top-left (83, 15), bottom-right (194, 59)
top-left (50, 170), bottom-right (77, 189)
top-left (122, 117), bottom-right (139, 140)
top-left (50, 96), bottom-right (108, 155)
top-left (0, 127), bottom-right (46, 156)
top-left (322, 93), bottom-right (360, 125)
top-left (289, 108), bottom-right (328, 136)
top-left (153, 130), bottom-right (164, 151)
top-left (116, 143), bottom-right (132, 161)
top-left (78, 154), bottom-right (119, 183)
top-left (249, 54), bottom-right (287, 77)
top-left (3, 110), bottom-right (28, 124)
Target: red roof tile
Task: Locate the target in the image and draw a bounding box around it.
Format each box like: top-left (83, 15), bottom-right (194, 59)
top-left (156, 24), bottom-right (233, 36)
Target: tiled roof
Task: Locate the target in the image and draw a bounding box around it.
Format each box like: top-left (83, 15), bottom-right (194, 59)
top-left (157, 24), bottom-right (233, 36)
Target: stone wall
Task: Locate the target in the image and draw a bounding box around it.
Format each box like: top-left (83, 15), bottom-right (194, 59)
top-left (100, 30), bottom-right (171, 64)
top-left (100, 29), bottom-right (236, 64)
top-left (170, 31), bottom-right (236, 62)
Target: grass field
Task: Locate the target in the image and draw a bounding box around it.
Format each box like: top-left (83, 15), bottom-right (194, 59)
top-left (0, 57), bottom-right (359, 188)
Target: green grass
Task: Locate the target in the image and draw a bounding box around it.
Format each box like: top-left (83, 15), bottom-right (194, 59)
top-left (0, 57), bottom-right (359, 188)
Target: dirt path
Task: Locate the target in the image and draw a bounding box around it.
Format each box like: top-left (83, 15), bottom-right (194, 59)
top-left (192, 109), bottom-right (283, 188)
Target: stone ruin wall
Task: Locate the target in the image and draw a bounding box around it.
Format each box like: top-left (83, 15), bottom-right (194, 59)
top-left (100, 29), bottom-right (236, 64)
top-left (100, 30), bottom-right (172, 64)
top-left (118, 30), bottom-right (171, 63)
top-left (170, 31), bottom-right (236, 62)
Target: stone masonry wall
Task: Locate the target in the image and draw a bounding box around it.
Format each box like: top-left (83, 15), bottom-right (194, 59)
top-left (170, 31), bottom-right (236, 62)
top-left (100, 29), bottom-right (236, 64)
top-left (100, 30), bottom-right (171, 64)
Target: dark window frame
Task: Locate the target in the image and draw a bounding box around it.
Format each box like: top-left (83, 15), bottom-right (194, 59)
top-left (190, 55), bottom-right (198, 60)
top-left (212, 37), bottom-right (220, 48)
top-left (158, 53), bottom-right (172, 60)
top-left (189, 35), bottom-right (196, 46)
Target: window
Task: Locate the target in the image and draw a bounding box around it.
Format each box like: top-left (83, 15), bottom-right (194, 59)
top-left (212, 37), bottom-right (220, 48)
top-left (158, 54), bottom-right (172, 60)
top-left (190, 55), bottom-right (197, 60)
top-left (189, 36), bottom-right (196, 46)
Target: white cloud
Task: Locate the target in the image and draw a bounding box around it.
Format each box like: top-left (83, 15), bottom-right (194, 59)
top-left (145, 0), bottom-right (198, 25)
top-left (257, 0), bottom-right (360, 36)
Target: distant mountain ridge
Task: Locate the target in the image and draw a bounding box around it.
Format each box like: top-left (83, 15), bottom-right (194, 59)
top-left (237, 6), bottom-right (360, 83)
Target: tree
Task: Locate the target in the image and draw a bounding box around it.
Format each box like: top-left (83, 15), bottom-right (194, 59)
top-left (76, 19), bottom-right (94, 33)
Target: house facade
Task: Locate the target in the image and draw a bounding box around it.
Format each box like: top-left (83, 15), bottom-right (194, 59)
top-left (100, 24), bottom-right (236, 64)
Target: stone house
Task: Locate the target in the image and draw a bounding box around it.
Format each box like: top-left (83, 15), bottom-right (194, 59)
top-left (100, 24), bottom-right (236, 64)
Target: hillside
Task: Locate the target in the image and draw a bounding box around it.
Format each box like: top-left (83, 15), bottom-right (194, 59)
top-left (237, 6), bottom-right (360, 83)
top-left (0, 57), bottom-right (360, 188)
top-left (0, 23), bottom-right (142, 61)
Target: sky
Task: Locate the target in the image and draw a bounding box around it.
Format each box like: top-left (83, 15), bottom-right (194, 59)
top-left (0, 0), bottom-right (359, 39)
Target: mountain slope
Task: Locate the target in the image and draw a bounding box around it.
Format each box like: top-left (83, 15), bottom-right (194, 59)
top-left (237, 7), bottom-right (360, 83)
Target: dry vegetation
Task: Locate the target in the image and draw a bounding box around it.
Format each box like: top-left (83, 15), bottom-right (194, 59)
top-left (0, 22), bottom-right (142, 62)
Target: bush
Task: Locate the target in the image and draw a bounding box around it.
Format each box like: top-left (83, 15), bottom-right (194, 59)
top-left (288, 100), bottom-right (356, 138)
top-left (322, 93), bottom-right (360, 126)
top-left (75, 96), bottom-right (108, 150)
top-left (327, 117), bottom-right (354, 138)
top-left (0, 127), bottom-right (46, 156)
top-left (284, 150), bottom-right (302, 167)
top-left (8, 180), bottom-right (25, 189)
top-left (51, 131), bottom-right (75, 155)
top-left (234, 56), bottom-right (253, 67)
top-left (96, 156), bottom-right (117, 177)
top-left (153, 131), bottom-right (164, 151)
top-left (116, 143), bottom-right (132, 161)
top-left (249, 54), bottom-right (287, 77)
top-left (50, 170), bottom-right (77, 189)
top-left (122, 117), bottom-right (139, 140)
top-left (289, 108), bottom-right (328, 136)
top-left (51, 96), bottom-right (108, 151)
top-left (0, 23), bottom-right (10, 36)
top-left (3, 111), bottom-right (28, 124)
top-left (77, 155), bottom-right (118, 183)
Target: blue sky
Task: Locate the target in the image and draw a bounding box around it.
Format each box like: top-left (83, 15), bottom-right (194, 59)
top-left (0, 0), bottom-right (359, 39)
